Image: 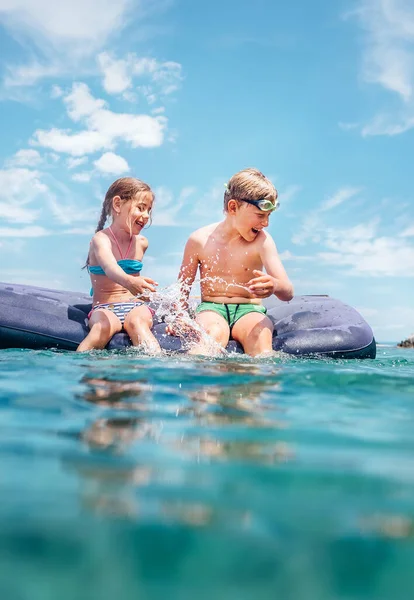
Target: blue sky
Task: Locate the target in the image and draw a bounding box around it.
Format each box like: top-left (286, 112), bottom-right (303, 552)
top-left (0, 0), bottom-right (413, 342)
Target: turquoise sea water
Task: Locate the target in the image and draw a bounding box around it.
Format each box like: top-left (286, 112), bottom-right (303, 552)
top-left (1, 346), bottom-right (414, 599)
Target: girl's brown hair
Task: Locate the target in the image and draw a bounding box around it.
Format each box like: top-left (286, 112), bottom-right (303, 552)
top-left (84, 177), bottom-right (154, 268)
top-left (95, 177), bottom-right (154, 232)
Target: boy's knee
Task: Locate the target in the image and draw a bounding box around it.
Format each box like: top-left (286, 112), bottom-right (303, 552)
top-left (204, 323), bottom-right (227, 343)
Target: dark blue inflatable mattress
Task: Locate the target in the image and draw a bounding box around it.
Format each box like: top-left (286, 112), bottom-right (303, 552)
top-left (0, 282), bottom-right (376, 358)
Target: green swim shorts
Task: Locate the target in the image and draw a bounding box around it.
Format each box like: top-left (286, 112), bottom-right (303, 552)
top-left (195, 301), bottom-right (267, 331)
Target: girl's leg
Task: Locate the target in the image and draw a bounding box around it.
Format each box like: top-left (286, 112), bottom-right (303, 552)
top-left (77, 309), bottom-right (122, 352)
top-left (124, 305), bottom-right (161, 353)
top-left (231, 312), bottom-right (274, 357)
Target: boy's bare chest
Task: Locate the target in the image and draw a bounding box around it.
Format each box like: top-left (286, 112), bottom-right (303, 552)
top-left (199, 241), bottom-right (261, 276)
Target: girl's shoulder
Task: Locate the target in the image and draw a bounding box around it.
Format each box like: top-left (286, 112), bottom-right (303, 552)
top-left (136, 234), bottom-right (149, 250)
top-left (91, 229), bottom-right (111, 247)
top-left (93, 228), bottom-right (109, 239)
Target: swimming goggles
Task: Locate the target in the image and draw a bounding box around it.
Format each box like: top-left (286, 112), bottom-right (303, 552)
top-left (238, 198), bottom-right (279, 212)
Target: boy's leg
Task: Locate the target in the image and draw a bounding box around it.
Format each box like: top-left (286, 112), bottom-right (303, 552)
top-left (124, 305), bottom-right (161, 353)
top-left (77, 309), bottom-right (122, 352)
top-left (191, 310), bottom-right (230, 355)
top-left (231, 312), bottom-right (274, 357)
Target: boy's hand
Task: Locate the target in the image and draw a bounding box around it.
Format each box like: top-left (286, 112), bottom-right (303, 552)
top-left (247, 270), bottom-right (276, 298)
top-left (127, 276), bottom-right (158, 297)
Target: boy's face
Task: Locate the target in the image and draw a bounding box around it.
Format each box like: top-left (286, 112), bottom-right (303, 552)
top-left (234, 202), bottom-right (272, 241)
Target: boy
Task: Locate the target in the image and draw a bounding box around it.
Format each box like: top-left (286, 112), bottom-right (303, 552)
top-left (169, 168), bottom-right (294, 356)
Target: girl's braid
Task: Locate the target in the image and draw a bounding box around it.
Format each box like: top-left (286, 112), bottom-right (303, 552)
top-left (95, 198), bottom-right (110, 233)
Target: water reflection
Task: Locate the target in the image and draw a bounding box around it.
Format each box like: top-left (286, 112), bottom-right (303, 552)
top-left (69, 363), bottom-right (294, 522)
top-left (77, 362), bottom-right (289, 458)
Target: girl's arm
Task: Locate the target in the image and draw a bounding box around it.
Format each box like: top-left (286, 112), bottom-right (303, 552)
top-left (92, 234), bottom-right (157, 295)
top-left (248, 233), bottom-right (294, 301)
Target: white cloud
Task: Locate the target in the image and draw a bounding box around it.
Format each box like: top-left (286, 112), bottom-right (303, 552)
top-left (45, 193), bottom-right (95, 225)
top-left (190, 182), bottom-right (224, 221)
top-left (152, 106), bottom-right (165, 114)
top-left (143, 258), bottom-right (181, 287)
top-left (401, 224), bottom-right (414, 237)
top-left (97, 52), bottom-right (132, 94)
top-left (291, 183), bottom-right (414, 277)
top-left (278, 184), bottom-right (302, 205)
top-left (3, 61), bottom-right (65, 89)
top-left (152, 186), bottom-right (179, 226)
top-left (151, 60), bottom-right (183, 95)
top-left (0, 268), bottom-right (64, 289)
top-left (320, 187), bottom-right (362, 211)
top-left (317, 222), bottom-right (414, 276)
top-left (152, 185), bottom-right (197, 226)
top-left (361, 113), bottom-right (414, 136)
top-left (51, 84), bottom-right (63, 98)
top-left (138, 86), bottom-right (157, 104)
top-left (355, 306), bottom-right (380, 319)
top-left (0, 166), bottom-right (98, 230)
top-left (364, 305), bottom-right (414, 340)
top-left (0, 0), bottom-right (133, 52)
top-left (64, 82), bottom-right (105, 121)
top-left (292, 213), bottom-right (323, 245)
top-left (353, 0), bottom-right (414, 100)
top-left (72, 171), bottom-right (92, 183)
top-left (350, 0), bottom-right (414, 136)
top-left (0, 1), bottom-right (176, 95)
top-left (292, 185), bottom-right (367, 245)
top-left (0, 167), bottom-right (48, 203)
top-left (31, 83), bottom-right (166, 156)
top-left (94, 152), bottom-right (129, 175)
top-left (62, 226), bottom-right (94, 235)
top-left (278, 250), bottom-right (312, 262)
top-left (32, 128), bottom-right (110, 157)
top-left (67, 157), bottom-right (88, 169)
top-left (0, 202), bottom-right (39, 224)
top-left (0, 225), bottom-right (49, 237)
top-left (97, 52), bottom-right (183, 102)
top-left (6, 149), bottom-right (42, 167)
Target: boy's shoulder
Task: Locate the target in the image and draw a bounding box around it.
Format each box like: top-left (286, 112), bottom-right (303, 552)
top-left (189, 222), bottom-right (220, 240)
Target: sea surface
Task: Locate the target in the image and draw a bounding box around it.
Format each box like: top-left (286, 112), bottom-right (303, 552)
top-left (0, 345), bottom-right (414, 600)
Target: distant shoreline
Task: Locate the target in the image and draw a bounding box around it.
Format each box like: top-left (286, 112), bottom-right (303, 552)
top-left (397, 335), bottom-right (414, 349)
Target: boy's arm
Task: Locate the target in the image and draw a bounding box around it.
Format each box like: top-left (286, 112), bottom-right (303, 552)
top-left (176, 234), bottom-right (200, 311)
top-left (248, 234), bottom-right (294, 301)
top-left (165, 234), bottom-right (201, 337)
top-left (92, 234), bottom-right (157, 294)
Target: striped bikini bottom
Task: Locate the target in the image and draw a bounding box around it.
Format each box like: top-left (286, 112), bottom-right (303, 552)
top-left (89, 300), bottom-right (155, 325)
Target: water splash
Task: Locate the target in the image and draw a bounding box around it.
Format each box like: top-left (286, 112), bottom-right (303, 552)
top-left (146, 280), bottom-right (227, 356)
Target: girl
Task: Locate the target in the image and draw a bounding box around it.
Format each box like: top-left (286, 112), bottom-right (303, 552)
top-left (77, 177), bottom-right (161, 353)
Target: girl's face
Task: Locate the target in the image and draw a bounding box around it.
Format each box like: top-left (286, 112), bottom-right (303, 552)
top-left (116, 192), bottom-right (154, 234)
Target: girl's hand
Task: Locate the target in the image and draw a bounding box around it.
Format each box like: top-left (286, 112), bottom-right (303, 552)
top-left (166, 317), bottom-right (202, 342)
top-left (247, 270), bottom-right (277, 298)
top-left (127, 276), bottom-right (158, 297)
top-left (165, 306), bottom-right (190, 336)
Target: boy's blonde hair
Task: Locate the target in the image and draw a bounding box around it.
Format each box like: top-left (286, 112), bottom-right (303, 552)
top-left (224, 168), bottom-right (278, 211)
